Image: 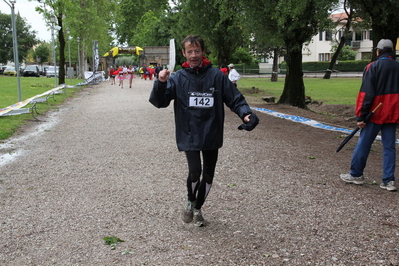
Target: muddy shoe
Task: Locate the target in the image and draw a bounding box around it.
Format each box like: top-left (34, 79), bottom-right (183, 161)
top-left (340, 173), bottom-right (364, 185)
top-left (182, 201), bottom-right (195, 223)
top-left (193, 208), bottom-right (205, 227)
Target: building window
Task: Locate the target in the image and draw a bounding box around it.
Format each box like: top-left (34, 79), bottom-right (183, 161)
top-left (362, 31), bottom-right (368, 40)
top-left (260, 58), bottom-right (269, 63)
top-left (355, 31), bottom-right (362, 41)
top-left (326, 31), bottom-right (332, 41)
top-left (319, 53), bottom-right (330, 62)
top-left (319, 31), bottom-right (323, 41)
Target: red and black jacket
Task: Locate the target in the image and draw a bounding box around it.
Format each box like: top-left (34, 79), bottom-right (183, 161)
top-left (356, 52), bottom-right (399, 124)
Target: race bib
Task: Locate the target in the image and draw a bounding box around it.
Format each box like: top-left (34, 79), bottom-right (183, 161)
top-left (188, 92), bottom-right (214, 108)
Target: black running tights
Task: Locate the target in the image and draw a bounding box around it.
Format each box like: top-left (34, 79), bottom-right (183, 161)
top-left (185, 149), bottom-right (218, 210)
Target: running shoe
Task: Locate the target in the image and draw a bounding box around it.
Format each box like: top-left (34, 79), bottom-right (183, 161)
top-left (379, 181), bottom-right (397, 191)
top-left (193, 208), bottom-right (205, 227)
top-left (182, 200), bottom-right (195, 223)
top-left (340, 173), bottom-right (364, 185)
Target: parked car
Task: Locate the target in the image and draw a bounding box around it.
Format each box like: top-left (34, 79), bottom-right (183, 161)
top-left (3, 67), bottom-right (17, 76)
top-left (0, 65), bottom-right (10, 74)
top-left (46, 66), bottom-right (59, 78)
top-left (23, 65), bottom-right (40, 77)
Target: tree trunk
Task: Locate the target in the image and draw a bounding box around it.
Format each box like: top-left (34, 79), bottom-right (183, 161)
top-left (323, 36), bottom-right (346, 79)
top-left (278, 47), bottom-right (306, 108)
top-left (57, 15), bottom-right (66, 85)
top-left (271, 48), bottom-right (278, 82)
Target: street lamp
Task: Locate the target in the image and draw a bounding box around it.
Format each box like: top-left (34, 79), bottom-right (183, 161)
top-left (4, 0), bottom-right (21, 102)
top-left (66, 28), bottom-right (72, 84)
top-left (50, 13), bottom-right (59, 87)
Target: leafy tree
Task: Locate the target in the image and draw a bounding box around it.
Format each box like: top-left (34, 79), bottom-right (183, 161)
top-left (115, 56), bottom-right (135, 67)
top-left (323, 0), bottom-right (354, 79)
top-left (174, 0), bottom-right (247, 67)
top-left (33, 42), bottom-right (51, 64)
top-left (34, 0), bottom-right (117, 82)
top-left (115, 0), bottom-right (169, 45)
top-left (0, 12), bottom-right (38, 65)
top-left (130, 11), bottom-right (163, 47)
top-left (332, 45), bottom-right (357, 60)
top-left (349, 0), bottom-right (399, 61)
top-left (243, 0), bottom-right (338, 108)
top-left (231, 47), bottom-right (254, 65)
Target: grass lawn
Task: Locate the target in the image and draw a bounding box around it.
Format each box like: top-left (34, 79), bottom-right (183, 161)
top-left (238, 77), bottom-right (362, 105)
top-left (0, 76), bottom-right (84, 140)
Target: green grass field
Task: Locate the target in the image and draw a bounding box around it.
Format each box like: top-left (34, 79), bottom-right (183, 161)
top-left (0, 76), bottom-right (84, 140)
top-left (239, 77), bottom-right (362, 105)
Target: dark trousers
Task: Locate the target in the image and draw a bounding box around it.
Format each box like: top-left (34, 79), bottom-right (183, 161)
top-left (185, 149), bottom-right (218, 209)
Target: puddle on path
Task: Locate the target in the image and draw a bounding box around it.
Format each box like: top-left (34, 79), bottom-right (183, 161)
top-left (0, 110), bottom-right (63, 168)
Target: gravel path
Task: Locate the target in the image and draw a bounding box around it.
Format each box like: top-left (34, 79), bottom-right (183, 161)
top-left (0, 78), bottom-right (398, 265)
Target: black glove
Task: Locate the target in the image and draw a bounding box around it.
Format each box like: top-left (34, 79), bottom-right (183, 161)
top-left (238, 113), bottom-right (259, 131)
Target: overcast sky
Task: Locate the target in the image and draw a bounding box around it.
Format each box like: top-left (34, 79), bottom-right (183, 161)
top-left (0, 0), bottom-right (51, 41)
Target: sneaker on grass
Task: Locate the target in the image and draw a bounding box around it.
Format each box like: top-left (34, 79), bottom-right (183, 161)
top-left (340, 173), bottom-right (364, 185)
top-left (182, 200), bottom-right (195, 223)
top-left (379, 181), bottom-right (397, 191)
top-left (193, 208), bottom-right (205, 227)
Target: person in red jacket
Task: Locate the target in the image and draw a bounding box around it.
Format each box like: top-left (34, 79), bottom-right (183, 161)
top-left (109, 66), bottom-right (115, 85)
top-left (340, 39), bottom-right (399, 191)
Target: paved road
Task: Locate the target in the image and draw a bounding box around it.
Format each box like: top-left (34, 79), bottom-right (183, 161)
top-left (0, 78), bottom-right (398, 265)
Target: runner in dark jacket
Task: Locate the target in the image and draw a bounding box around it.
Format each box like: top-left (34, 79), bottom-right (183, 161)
top-left (149, 35), bottom-right (259, 226)
top-left (340, 39), bottom-right (399, 191)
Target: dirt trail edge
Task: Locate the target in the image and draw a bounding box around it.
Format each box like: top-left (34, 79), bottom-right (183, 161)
top-left (0, 79), bottom-right (398, 265)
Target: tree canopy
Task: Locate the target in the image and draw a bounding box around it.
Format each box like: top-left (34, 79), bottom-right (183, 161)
top-left (0, 12), bottom-right (38, 65)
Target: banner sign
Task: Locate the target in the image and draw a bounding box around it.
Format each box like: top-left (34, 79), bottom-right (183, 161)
top-left (0, 85), bottom-right (66, 116)
top-left (76, 40), bottom-right (100, 86)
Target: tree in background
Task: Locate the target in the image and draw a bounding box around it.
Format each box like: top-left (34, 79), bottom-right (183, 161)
top-left (323, 0), bottom-right (354, 79)
top-left (171, 0), bottom-right (247, 67)
top-left (35, 0), bottom-right (117, 82)
top-left (33, 42), bottom-right (51, 64)
top-left (115, 0), bottom-right (169, 46)
top-left (350, 0), bottom-right (399, 61)
top-left (130, 11), bottom-right (166, 47)
top-left (0, 12), bottom-right (38, 65)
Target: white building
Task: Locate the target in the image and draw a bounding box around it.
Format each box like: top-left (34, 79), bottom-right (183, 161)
top-left (259, 12), bottom-right (376, 73)
top-left (302, 12), bottom-right (373, 63)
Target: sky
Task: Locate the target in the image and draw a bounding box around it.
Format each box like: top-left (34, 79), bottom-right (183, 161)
top-left (0, 0), bottom-right (51, 41)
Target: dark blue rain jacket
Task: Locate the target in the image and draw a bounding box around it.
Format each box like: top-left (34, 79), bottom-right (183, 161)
top-left (149, 61), bottom-right (252, 151)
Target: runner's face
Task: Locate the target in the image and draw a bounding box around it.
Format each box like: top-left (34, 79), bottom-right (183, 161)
top-left (182, 43), bottom-right (204, 68)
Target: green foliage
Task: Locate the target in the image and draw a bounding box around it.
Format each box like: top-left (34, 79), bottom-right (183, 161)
top-left (33, 42), bottom-right (51, 64)
top-left (173, 0), bottom-right (248, 67)
top-left (332, 45), bottom-right (357, 61)
top-left (280, 60), bottom-right (369, 72)
top-left (231, 47), bottom-right (254, 65)
top-left (115, 56), bottom-right (136, 67)
top-left (130, 11), bottom-right (163, 47)
top-left (116, 0), bottom-right (169, 45)
top-left (103, 236), bottom-right (124, 250)
top-left (0, 12), bottom-right (38, 64)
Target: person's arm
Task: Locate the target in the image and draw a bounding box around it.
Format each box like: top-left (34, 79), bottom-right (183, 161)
top-left (149, 69), bottom-right (173, 108)
top-left (355, 64), bottom-right (376, 123)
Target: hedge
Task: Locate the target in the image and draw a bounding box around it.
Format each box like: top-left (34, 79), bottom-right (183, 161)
top-left (280, 60), bottom-right (370, 72)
